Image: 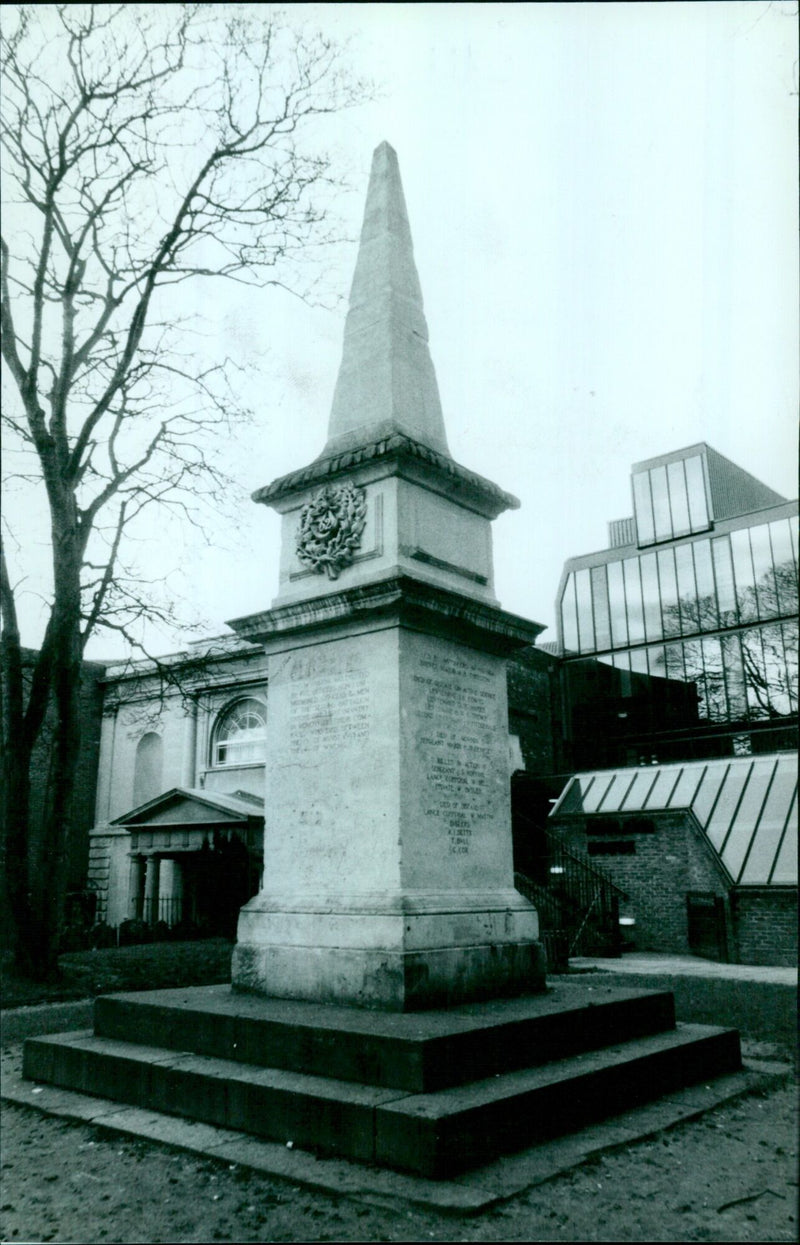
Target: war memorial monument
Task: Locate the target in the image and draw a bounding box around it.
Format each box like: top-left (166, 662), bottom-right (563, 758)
top-left (228, 140), bottom-right (546, 1009)
top-left (23, 145), bottom-right (742, 1178)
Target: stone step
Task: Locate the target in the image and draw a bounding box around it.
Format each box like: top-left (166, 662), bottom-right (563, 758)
top-left (376, 1023), bottom-right (742, 1176)
top-left (93, 982), bottom-right (676, 1092)
top-left (23, 1021), bottom-right (741, 1177)
top-left (22, 1031), bottom-right (396, 1165)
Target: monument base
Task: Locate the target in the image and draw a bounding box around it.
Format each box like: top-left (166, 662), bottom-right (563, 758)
top-left (23, 982), bottom-right (743, 1178)
top-left (232, 889), bottom-right (545, 1010)
top-left (232, 942), bottom-right (546, 1012)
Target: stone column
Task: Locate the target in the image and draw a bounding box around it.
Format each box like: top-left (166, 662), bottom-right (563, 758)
top-left (129, 854), bottom-right (145, 921)
top-left (182, 700), bottom-right (198, 789)
top-left (94, 706), bottom-right (119, 823)
top-left (158, 858), bottom-right (184, 926)
top-left (143, 856), bottom-right (160, 926)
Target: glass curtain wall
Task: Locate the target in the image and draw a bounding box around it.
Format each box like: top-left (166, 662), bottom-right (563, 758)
top-left (632, 453), bottom-right (710, 546)
top-left (561, 518), bottom-right (797, 656)
top-left (559, 517), bottom-right (798, 737)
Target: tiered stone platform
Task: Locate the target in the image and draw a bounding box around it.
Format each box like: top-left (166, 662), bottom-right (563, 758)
top-left (23, 982), bottom-right (741, 1178)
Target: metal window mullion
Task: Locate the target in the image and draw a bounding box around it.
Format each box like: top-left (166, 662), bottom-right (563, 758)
top-left (717, 760), bottom-right (754, 862)
top-left (676, 541), bottom-right (699, 637)
top-left (783, 620), bottom-right (798, 714)
top-left (736, 758), bottom-right (779, 885)
top-left (662, 465), bottom-right (676, 541)
top-left (636, 469), bottom-right (656, 547)
top-left (766, 789), bottom-right (798, 885)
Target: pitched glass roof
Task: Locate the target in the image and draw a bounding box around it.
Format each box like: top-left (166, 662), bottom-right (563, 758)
top-left (551, 754), bottom-right (797, 886)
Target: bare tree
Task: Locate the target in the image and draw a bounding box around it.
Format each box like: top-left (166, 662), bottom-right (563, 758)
top-left (0, 4), bottom-right (368, 978)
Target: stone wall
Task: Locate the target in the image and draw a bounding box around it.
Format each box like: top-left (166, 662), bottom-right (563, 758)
top-left (87, 828), bottom-right (133, 927)
top-left (731, 887), bottom-right (798, 968)
top-left (94, 649), bottom-right (270, 826)
top-left (94, 695), bottom-right (195, 824)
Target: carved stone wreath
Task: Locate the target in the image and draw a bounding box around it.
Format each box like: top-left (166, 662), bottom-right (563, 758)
top-left (296, 483), bottom-right (367, 579)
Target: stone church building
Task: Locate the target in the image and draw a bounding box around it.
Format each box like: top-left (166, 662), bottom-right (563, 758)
top-left (88, 637), bottom-right (269, 937)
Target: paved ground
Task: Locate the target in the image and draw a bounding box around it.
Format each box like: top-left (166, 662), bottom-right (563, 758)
top-left (567, 956), bottom-right (797, 1053)
top-left (571, 954), bottom-right (796, 985)
top-left (3, 1036), bottom-right (788, 1213)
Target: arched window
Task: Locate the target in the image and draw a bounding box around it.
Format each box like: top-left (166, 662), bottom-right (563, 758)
top-left (133, 732), bottom-right (163, 806)
top-left (212, 697), bottom-right (267, 767)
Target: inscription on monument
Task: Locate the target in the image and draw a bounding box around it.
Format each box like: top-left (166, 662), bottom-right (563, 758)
top-left (287, 649), bottom-right (370, 753)
top-left (413, 653), bottom-right (498, 854)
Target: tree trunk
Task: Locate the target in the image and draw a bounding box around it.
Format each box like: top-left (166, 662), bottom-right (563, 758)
top-left (0, 554), bottom-right (39, 976)
top-left (0, 728), bottom-right (39, 976)
top-left (31, 639), bottom-right (83, 980)
top-left (1, 527), bottom-right (85, 981)
top-left (1, 666), bottom-right (81, 982)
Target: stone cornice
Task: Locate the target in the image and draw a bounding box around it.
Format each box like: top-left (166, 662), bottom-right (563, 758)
top-left (228, 574), bottom-right (544, 655)
top-left (252, 432), bottom-right (519, 519)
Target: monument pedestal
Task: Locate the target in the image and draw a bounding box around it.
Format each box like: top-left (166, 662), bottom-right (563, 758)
top-left (231, 576), bottom-right (546, 1010)
top-left (234, 890), bottom-right (542, 1010)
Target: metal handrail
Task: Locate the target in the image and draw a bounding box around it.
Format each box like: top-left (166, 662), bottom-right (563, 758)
top-left (515, 808), bottom-right (628, 900)
top-left (514, 814), bottom-right (626, 961)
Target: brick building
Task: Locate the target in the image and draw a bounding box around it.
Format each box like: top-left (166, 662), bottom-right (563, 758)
top-left (550, 754), bottom-right (797, 966)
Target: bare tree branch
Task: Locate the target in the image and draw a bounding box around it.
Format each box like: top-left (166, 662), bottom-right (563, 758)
top-left (0, 2), bottom-right (370, 978)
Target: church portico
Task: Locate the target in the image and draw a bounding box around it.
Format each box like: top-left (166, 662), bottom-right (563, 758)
top-left (91, 788), bottom-right (263, 935)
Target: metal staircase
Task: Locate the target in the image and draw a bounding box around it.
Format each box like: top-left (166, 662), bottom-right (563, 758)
top-left (515, 815), bottom-right (627, 970)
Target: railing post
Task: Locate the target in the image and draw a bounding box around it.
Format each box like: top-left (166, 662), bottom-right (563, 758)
top-left (610, 892), bottom-right (622, 957)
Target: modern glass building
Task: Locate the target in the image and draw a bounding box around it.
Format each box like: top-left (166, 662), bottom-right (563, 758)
top-left (556, 444), bottom-right (798, 770)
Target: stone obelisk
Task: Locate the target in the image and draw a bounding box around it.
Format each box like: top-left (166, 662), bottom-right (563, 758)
top-left (229, 142), bottom-right (545, 1009)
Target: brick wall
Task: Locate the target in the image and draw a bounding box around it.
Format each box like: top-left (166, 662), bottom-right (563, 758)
top-left (553, 810), bottom-right (798, 965)
top-left (732, 888), bottom-right (798, 968)
top-left (554, 811), bottom-right (729, 956)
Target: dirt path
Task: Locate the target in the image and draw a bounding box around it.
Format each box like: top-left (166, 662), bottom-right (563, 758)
top-left (1, 1078), bottom-right (796, 1243)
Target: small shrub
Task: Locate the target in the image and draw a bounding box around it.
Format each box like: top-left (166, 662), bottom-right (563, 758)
top-left (118, 918), bottom-right (153, 947)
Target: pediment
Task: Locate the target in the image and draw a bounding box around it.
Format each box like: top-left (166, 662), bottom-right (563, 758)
top-left (111, 787), bottom-right (263, 828)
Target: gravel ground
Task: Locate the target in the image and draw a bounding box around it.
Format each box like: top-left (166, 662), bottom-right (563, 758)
top-left (1, 1075), bottom-right (796, 1243)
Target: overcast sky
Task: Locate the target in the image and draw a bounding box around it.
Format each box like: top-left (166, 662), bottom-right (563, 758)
top-left (10, 2), bottom-right (800, 659)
